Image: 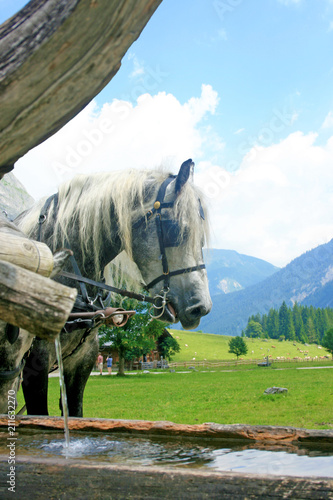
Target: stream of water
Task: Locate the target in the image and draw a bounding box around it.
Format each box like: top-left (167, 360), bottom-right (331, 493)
top-left (54, 337), bottom-right (70, 449)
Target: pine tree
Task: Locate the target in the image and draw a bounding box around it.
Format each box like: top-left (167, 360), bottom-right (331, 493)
top-left (293, 303), bottom-right (306, 343)
top-left (286, 308), bottom-right (296, 341)
top-left (261, 314), bottom-right (268, 335)
top-left (267, 308), bottom-right (279, 339)
top-left (305, 317), bottom-right (317, 344)
top-left (321, 328), bottom-right (333, 358)
top-left (315, 309), bottom-right (328, 342)
top-left (278, 301), bottom-right (289, 339)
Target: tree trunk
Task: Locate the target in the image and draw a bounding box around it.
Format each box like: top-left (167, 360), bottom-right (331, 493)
top-left (117, 356), bottom-right (126, 376)
top-left (0, 0), bottom-right (162, 174)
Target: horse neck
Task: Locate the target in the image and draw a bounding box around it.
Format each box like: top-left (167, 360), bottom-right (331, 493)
top-left (51, 202), bottom-right (122, 280)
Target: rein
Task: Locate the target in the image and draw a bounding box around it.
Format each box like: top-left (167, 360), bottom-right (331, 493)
top-left (60, 271), bottom-right (155, 304)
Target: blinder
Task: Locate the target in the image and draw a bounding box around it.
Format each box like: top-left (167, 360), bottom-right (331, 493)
top-left (159, 219), bottom-right (188, 248)
top-left (161, 198), bottom-right (204, 247)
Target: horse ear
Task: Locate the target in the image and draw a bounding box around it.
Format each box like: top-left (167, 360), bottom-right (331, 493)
top-left (175, 159), bottom-right (194, 194)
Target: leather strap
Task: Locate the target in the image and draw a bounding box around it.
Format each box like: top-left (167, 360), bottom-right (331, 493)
top-left (146, 263), bottom-right (206, 290)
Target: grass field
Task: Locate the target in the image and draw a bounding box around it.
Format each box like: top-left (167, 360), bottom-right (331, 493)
top-left (168, 330), bottom-right (331, 362)
top-left (17, 364), bottom-right (333, 430)
top-left (15, 331), bottom-right (332, 430)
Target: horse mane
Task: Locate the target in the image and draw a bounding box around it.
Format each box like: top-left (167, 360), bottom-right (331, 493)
top-left (18, 168), bottom-right (210, 288)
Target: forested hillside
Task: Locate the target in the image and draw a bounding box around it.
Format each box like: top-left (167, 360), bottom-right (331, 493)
top-left (199, 239), bottom-right (333, 336)
top-left (244, 302), bottom-right (333, 344)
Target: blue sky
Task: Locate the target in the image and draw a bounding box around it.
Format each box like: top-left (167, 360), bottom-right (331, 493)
top-left (2, 1), bottom-right (333, 266)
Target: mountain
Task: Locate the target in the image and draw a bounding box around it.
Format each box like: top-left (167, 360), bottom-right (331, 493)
top-left (0, 172), bottom-right (34, 220)
top-left (199, 239), bottom-right (333, 336)
top-left (204, 249), bottom-right (279, 295)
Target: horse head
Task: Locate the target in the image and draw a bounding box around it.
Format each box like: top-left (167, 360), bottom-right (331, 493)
top-left (131, 159), bottom-right (212, 330)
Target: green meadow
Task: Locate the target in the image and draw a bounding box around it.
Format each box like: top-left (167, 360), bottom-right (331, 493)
top-left (16, 366), bottom-right (333, 430)
top-left (16, 330), bottom-right (333, 430)
top-left (168, 330), bottom-right (330, 362)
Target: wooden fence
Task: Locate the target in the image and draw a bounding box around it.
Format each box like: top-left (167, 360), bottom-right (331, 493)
top-left (168, 357), bottom-right (332, 369)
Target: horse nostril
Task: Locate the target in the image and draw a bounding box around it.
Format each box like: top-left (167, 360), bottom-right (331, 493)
top-left (191, 307), bottom-right (202, 318)
top-left (187, 304), bottom-right (209, 320)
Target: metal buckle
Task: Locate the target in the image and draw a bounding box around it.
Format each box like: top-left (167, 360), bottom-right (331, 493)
top-left (149, 287), bottom-right (169, 319)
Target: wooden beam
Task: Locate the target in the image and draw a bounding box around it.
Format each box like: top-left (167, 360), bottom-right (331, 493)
top-left (0, 231), bottom-right (54, 277)
top-left (0, 455), bottom-right (332, 499)
top-left (0, 0), bottom-right (162, 171)
top-left (0, 213), bottom-right (74, 277)
top-left (0, 259), bottom-right (77, 340)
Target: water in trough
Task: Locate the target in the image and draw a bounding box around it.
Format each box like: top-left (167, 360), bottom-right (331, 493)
top-left (9, 429), bottom-right (333, 477)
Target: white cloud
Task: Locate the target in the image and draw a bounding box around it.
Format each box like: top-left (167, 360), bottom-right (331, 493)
top-left (234, 128), bottom-right (245, 135)
top-left (321, 110), bottom-right (333, 129)
top-left (128, 53), bottom-right (145, 78)
top-left (12, 86), bottom-right (333, 268)
top-left (14, 85), bottom-right (219, 199)
top-left (197, 131), bottom-right (333, 266)
top-left (210, 29), bottom-right (228, 43)
top-left (184, 84), bottom-right (219, 123)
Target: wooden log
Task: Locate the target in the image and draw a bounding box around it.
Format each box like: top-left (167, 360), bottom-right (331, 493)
top-left (0, 260), bottom-right (77, 340)
top-left (0, 213), bottom-right (73, 277)
top-left (0, 0), bottom-right (162, 172)
top-left (0, 231), bottom-right (54, 277)
top-left (0, 456), bottom-right (332, 499)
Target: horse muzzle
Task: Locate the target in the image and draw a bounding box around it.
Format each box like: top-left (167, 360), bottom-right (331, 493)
top-left (150, 291), bottom-right (212, 330)
top-left (180, 300), bottom-right (212, 330)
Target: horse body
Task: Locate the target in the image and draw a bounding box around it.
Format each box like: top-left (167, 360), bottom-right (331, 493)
top-left (16, 160), bottom-right (212, 417)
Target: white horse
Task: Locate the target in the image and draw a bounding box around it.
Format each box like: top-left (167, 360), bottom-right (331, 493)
top-left (15, 159), bottom-right (212, 417)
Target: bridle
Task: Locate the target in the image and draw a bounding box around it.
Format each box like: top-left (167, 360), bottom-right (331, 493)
top-left (133, 175), bottom-right (206, 318)
top-left (36, 175), bottom-right (206, 320)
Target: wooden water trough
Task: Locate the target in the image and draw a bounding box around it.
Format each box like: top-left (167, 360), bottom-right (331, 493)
top-left (0, 416), bottom-right (332, 499)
